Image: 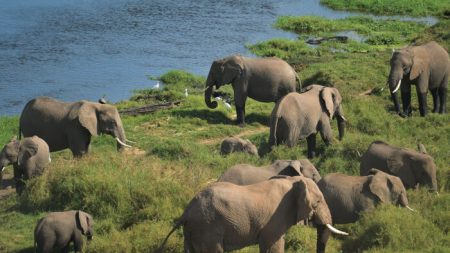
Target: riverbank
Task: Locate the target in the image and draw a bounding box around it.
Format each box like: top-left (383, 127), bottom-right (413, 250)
top-left (1, 1), bottom-right (449, 252)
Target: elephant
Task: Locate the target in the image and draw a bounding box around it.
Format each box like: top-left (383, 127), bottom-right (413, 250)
top-left (218, 159), bottom-right (321, 185)
top-left (388, 41), bottom-right (449, 117)
top-left (0, 136), bottom-right (50, 194)
top-left (34, 210), bottom-right (94, 253)
top-left (159, 176), bottom-right (348, 253)
top-left (360, 141), bottom-right (437, 191)
top-left (204, 55), bottom-right (301, 126)
top-left (19, 97), bottom-right (132, 158)
top-left (269, 85), bottom-right (346, 158)
top-left (317, 169), bottom-right (413, 249)
top-left (220, 136), bottom-right (258, 156)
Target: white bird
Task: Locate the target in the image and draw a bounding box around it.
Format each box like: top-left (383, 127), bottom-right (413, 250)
top-left (223, 101), bottom-right (232, 110)
top-left (154, 81), bottom-right (160, 89)
top-left (185, 88), bottom-right (188, 97)
top-left (215, 96), bottom-right (222, 101)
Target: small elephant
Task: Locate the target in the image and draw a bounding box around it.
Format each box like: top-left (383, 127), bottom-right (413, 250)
top-left (0, 136), bottom-right (50, 194)
top-left (159, 176), bottom-right (348, 253)
top-left (269, 85), bottom-right (346, 158)
top-left (220, 136), bottom-right (258, 156)
top-left (360, 141), bottom-right (438, 191)
top-left (20, 97), bottom-right (133, 158)
top-left (218, 159), bottom-right (321, 185)
top-left (317, 169), bottom-right (413, 249)
top-left (34, 210), bottom-right (94, 253)
top-left (388, 41), bottom-right (449, 117)
top-left (204, 55), bottom-right (301, 126)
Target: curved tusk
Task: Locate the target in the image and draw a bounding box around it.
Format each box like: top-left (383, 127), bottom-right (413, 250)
top-left (340, 115), bottom-right (347, 121)
top-left (1, 167), bottom-right (5, 172)
top-left (392, 79), bottom-right (401, 93)
top-left (326, 224), bottom-right (349, 236)
top-left (125, 139), bottom-right (136, 144)
top-left (406, 206), bottom-right (416, 212)
top-left (116, 137), bottom-right (132, 148)
top-left (48, 154), bottom-right (52, 163)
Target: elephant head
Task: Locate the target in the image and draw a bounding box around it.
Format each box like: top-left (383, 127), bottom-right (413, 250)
top-left (299, 159), bottom-right (322, 183)
top-left (367, 169), bottom-right (411, 209)
top-left (76, 211), bottom-right (94, 240)
top-left (0, 137), bottom-right (20, 172)
top-left (76, 101), bottom-right (130, 151)
top-left (242, 139), bottom-right (258, 156)
top-left (205, 55), bottom-right (244, 109)
top-left (320, 87), bottom-right (346, 140)
top-left (386, 144), bottom-right (437, 191)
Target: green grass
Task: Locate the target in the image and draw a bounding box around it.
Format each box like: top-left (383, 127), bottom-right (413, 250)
top-left (1, 2), bottom-right (450, 253)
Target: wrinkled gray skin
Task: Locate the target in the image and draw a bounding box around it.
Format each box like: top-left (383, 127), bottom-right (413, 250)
top-left (269, 85), bottom-right (346, 158)
top-left (220, 137), bottom-right (258, 157)
top-left (205, 55), bottom-right (301, 126)
top-left (360, 141), bottom-right (437, 191)
top-left (0, 136), bottom-right (50, 194)
top-left (218, 159), bottom-right (321, 185)
top-left (34, 210), bottom-right (94, 253)
top-left (317, 169), bottom-right (410, 249)
top-left (20, 97), bottom-right (128, 158)
top-left (160, 176), bottom-right (346, 253)
top-left (388, 41), bottom-right (449, 117)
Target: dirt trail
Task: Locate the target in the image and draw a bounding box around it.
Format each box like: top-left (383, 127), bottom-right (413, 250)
top-left (199, 126), bottom-right (268, 145)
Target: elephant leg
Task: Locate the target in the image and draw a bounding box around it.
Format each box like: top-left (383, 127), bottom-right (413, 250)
top-left (438, 86), bottom-right (447, 114)
top-left (259, 237), bottom-right (284, 253)
top-left (236, 105), bottom-right (246, 127)
top-left (233, 82), bottom-right (247, 126)
top-left (390, 93), bottom-right (401, 115)
top-left (13, 165), bottom-right (25, 194)
top-left (73, 235), bottom-right (84, 253)
top-left (417, 91), bottom-right (428, 117)
top-left (307, 134), bottom-right (316, 159)
top-left (68, 134), bottom-right (90, 158)
top-left (400, 91), bottom-right (411, 116)
top-left (431, 88), bottom-right (440, 113)
top-left (316, 224), bottom-right (331, 253)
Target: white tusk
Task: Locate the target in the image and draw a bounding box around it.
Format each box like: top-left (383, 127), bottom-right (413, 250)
top-left (1, 167), bottom-right (5, 172)
top-left (436, 191), bottom-right (439, 196)
top-left (125, 139), bottom-right (136, 144)
top-left (406, 206), bottom-right (416, 212)
top-left (392, 80), bottom-right (401, 93)
top-left (340, 115), bottom-right (347, 121)
top-left (48, 154), bottom-right (51, 163)
top-left (326, 224), bottom-right (349, 236)
top-left (116, 137), bottom-right (132, 148)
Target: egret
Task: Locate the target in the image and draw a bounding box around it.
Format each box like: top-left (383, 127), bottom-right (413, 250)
top-left (185, 88), bottom-right (188, 97)
top-left (154, 81), bottom-right (160, 89)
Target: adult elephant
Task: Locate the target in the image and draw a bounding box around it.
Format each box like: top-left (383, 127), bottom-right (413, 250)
top-left (360, 141), bottom-right (437, 191)
top-left (159, 176), bottom-right (348, 253)
top-left (317, 169), bottom-right (413, 249)
top-left (20, 97), bottom-right (132, 158)
top-left (218, 159), bottom-right (321, 185)
top-left (388, 41), bottom-right (449, 117)
top-left (204, 55), bottom-right (301, 126)
top-left (0, 136), bottom-right (50, 194)
top-left (269, 85), bottom-right (346, 158)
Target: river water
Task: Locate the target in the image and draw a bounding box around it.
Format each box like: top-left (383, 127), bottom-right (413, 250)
top-left (0, 0), bottom-right (436, 115)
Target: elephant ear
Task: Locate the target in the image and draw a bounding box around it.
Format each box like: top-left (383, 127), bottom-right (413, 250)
top-left (221, 56), bottom-right (244, 84)
top-left (368, 171), bottom-right (393, 204)
top-left (320, 87), bottom-right (336, 118)
top-left (278, 161), bottom-right (302, 177)
top-left (78, 102), bottom-right (98, 136)
top-left (410, 50), bottom-right (426, 80)
top-left (76, 211), bottom-right (91, 235)
top-left (294, 179), bottom-right (313, 222)
top-left (17, 141), bottom-right (38, 166)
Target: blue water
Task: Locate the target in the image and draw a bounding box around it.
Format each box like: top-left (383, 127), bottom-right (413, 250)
top-left (0, 0), bottom-right (437, 115)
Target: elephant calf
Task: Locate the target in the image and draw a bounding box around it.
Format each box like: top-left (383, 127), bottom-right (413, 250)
top-left (269, 85), bottom-right (346, 158)
top-left (218, 159), bottom-right (321, 185)
top-left (220, 136), bottom-right (258, 156)
top-left (360, 141), bottom-right (437, 191)
top-left (34, 210), bottom-right (94, 253)
top-left (160, 176), bottom-right (347, 253)
top-left (0, 136), bottom-right (50, 194)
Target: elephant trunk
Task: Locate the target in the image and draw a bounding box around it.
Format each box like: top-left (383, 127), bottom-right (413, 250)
top-left (335, 105), bottom-right (345, 140)
top-left (398, 193), bottom-right (409, 208)
top-left (314, 202), bottom-right (348, 235)
top-left (204, 74), bottom-right (218, 109)
top-left (115, 122), bottom-right (130, 151)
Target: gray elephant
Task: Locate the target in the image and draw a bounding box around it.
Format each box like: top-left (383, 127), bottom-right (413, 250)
top-left (34, 210), bottom-right (94, 253)
top-left (220, 136), bottom-right (258, 156)
top-left (388, 41), bottom-right (449, 117)
top-left (218, 159), bottom-right (321, 185)
top-left (0, 136), bottom-right (50, 194)
top-left (204, 55), bottom-right (301, 126)
top-left (159, 176), bottom-right (348, 253)
top-left (317, 169), bottom-right (413, 249)
top-left (360, 141), bottom-right (437, 191)
top-left (19, 97), bottom-right (132, 158)
top-left (269, 85), bottom-right (346, 158)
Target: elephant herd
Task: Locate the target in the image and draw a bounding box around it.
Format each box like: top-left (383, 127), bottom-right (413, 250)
top-left (0, 41), bottom-right (447, 253)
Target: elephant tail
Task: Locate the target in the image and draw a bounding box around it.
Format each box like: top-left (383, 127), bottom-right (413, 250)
top-left (18, 124), bottom-right (22, 140)
top-left (269, 103), bottom-right (281, 147)
top-left (294, 70), bottom-right (302, 91)
top-left (157, 217), bottom-right (185, 253)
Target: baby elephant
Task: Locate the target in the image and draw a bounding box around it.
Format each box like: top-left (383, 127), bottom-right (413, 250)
top-left (34, 210), bottom-right (94, 253)
top-left (218, 159), bottom-right (321, 185)
top-left (220, 136), bottom-right (258, 156)
top-left (0, 136), bottom-right (50, 194)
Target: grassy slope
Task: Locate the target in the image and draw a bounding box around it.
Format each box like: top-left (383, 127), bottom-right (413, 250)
top-left (1, 2), bottom-right (450, 253)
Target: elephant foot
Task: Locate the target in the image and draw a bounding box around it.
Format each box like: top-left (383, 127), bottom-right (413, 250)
top-left (398, 112), bottom-right (408, 118)
top-left (236, 121), bottom-right (246, 128)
